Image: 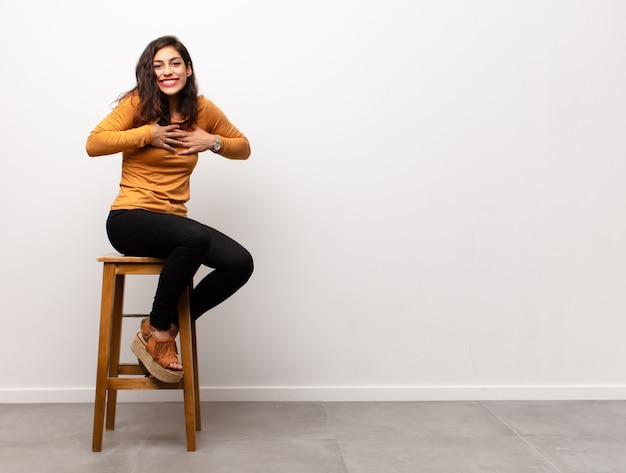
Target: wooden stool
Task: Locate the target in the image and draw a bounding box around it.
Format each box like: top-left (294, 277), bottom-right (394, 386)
top-left (92, 254), bottom-right (201, 452)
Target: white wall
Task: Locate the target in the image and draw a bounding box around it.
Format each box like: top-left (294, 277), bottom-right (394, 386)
top-left (2, 0), bottom-right (626, 402)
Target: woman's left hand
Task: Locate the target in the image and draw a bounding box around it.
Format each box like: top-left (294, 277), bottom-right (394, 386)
top-left (177, 126), bottom-right (219, 155)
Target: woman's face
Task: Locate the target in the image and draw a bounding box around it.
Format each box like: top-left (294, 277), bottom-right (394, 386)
top-left (152, 45), bottom-right (192, 96)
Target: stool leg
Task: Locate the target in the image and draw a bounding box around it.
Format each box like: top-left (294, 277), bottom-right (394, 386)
top-left (105, 274), bottom-right (125, 430)
top-left (191, 319), bottom-right (201, 430)
top-left (178, 286), bottom-right (196, 451)
top-left (92, 263), bottom-right (116, 452)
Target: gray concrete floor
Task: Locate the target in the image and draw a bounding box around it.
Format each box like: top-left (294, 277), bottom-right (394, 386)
top-left (2, 400), bottom-right (626, 472)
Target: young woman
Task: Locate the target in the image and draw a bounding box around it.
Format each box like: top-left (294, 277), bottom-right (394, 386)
top-left (86, 35), bottom-right (253, 383)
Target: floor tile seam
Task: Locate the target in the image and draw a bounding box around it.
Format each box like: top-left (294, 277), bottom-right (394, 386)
top-left (520, 432), bottom-right (626, 440)
top-left (322, 404), bottom-right (358, 473)
top-left (330, 438), bottom-right (351, 473)
top-left (480, 402), bottom-right (566, 473)
top-left (200, 437), bottom-right (341, 444)
top-left (197, 435), bottom-right (352, 472)
top-left (331, 433), bottom-right (526, 442)
top-left (129, 448), bottom-right (143, 473)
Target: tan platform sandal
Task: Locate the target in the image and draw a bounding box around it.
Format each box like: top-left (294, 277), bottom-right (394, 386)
top-left (130, 319), bottom-right (183, 384)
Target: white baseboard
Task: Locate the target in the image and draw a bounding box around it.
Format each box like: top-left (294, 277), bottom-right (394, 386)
top-left (2, 385), bottom-right (626, 403)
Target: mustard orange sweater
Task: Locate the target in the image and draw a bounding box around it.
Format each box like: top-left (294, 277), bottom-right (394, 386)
top-left (86, 94), bottom-right (250, 216)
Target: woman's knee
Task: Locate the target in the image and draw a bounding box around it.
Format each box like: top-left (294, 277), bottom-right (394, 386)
top-left (233, 248), bottom-right (254, 281)
top-left (184, 225), bottom-right (212, 255)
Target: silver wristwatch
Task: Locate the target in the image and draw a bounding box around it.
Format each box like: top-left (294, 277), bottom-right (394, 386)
top-left (212, 136), bottom-right (222, 152)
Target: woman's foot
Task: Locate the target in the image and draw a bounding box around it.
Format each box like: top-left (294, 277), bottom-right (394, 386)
top-left (131, 333), bottom-right (183, 383)
top-left (141, 319), bottom-right (183, 371)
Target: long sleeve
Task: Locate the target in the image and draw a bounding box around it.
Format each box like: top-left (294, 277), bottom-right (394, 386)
top-left (86, 95), bottom-right (153, 157)
top-left (197, 97), bottom-right (251, 160)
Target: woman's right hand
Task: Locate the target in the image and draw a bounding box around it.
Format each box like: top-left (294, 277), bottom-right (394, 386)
top-left (150, 123), bottom-right (186, 153)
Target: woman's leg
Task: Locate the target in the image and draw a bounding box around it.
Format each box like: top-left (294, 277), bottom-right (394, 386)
top-left (106, 209), bottom-right (253, 326)
top-left (106, 209), bottom-right (211, 331)
top-left (188, 226), bottom-right (254, 322)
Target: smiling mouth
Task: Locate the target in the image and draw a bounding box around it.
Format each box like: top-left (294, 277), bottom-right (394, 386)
top-left (160, 79), bottom-right (178, 87)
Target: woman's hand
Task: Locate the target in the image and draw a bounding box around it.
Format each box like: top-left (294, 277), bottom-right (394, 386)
top-left (177, 126), bottom-right (219, 155)
top-left (149, 123), bottom-right (186, 152)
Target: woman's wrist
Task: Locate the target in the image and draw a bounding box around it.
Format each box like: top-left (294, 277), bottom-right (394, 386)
top-left (211, 135), bottom-right (222, 152)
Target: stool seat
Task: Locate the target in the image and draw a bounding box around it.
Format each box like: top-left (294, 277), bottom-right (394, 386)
top-left (97, 254), bottom-right (166, 263)
top-left (92, 253), bottom-right (201, 451)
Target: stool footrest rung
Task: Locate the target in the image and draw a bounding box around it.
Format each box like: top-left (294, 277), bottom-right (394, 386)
top-left (107, 377), bottom-right (184, 389)
top-left (118, 364), bottom-right (146, 375)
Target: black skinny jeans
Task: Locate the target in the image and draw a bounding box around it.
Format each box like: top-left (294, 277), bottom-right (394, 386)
top-left (106, 209), bottom-right (253, 330)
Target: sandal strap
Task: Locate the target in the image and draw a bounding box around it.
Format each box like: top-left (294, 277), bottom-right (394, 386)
top-left (146, 337), bottom-right (180, 369)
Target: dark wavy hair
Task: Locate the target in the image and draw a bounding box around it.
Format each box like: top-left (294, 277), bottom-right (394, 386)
top-left (122, 35), bottom-right (198, 129)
